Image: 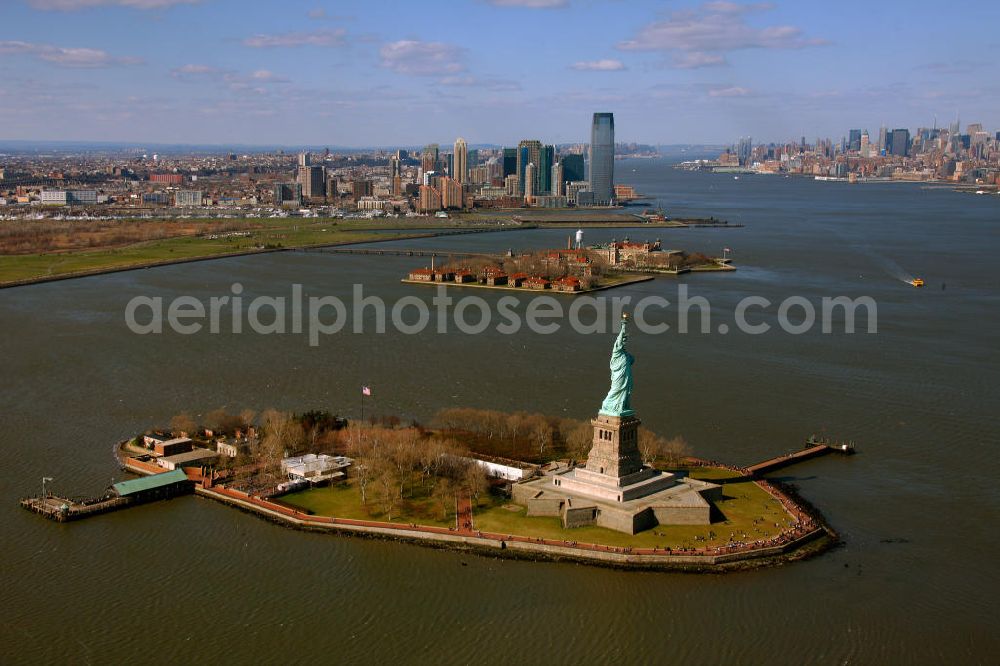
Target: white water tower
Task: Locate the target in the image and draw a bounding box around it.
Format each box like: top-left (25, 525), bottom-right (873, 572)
top-left (575, 228), bottom-right (584, 249)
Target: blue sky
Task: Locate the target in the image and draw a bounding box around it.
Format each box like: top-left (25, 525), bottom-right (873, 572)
top-left (1, 0), bottom-right (998, 146)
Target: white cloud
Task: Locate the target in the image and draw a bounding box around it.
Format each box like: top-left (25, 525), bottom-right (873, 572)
top-left (170, 64), bottom-right (290, 95)
top-left (487, 0), bottom-right (567, 7)
top-left (674, 52), bottom-right (727, 69)
top-left (708, 86), bottom-right (752, 97)
top-left (307, 7), bottom-right (326, 19)
top-left (618, 2), bottom-right (825, 68)
top-left (242, 29), bottom-right (347, 48)
top-left (570, 59), bottom-right (626, 71)
top-left (439, 75), bottom-right (521, 91)
top-left (0, 40), bottom-right (141, 67)
top-left (27, 0), bottom-right (200, 9)
top-left (251, 69), bottom-right (289, 82)
top-left (379, 40), bottom-right (465, 76)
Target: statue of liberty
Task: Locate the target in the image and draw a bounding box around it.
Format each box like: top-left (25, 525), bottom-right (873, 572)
top-left (599, 313), bottom-right (635, 417)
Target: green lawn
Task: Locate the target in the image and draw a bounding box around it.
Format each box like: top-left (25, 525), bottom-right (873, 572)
top-left (474, 476), bottom-right (793, 550)
top-left (0, 218), bottom-right (471, 285)
top-left (281, 478), bottom-right (495, 529)
top-left (280, 467), bottom-right (795, 551)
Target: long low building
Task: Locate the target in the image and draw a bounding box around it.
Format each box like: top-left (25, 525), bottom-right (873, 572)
top-left (281, 454), bottom-right (352, 484)
top-left (157, 447), bottom-right (219, 470)
top-left (111, 469), bottom-right (192, 503)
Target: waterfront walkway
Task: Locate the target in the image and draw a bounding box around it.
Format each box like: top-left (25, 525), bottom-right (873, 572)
top-left (106, 455), bottom-right (833, 570)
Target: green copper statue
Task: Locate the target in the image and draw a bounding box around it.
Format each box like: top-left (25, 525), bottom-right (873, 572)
top-left (599, 314), bottom-right (635, 417)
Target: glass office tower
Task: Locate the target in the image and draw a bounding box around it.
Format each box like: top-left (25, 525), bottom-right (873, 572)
top-left (589, 112), bottom-right (614, 204)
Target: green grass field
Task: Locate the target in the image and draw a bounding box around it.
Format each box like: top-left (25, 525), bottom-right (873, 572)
top-left (282, 478), bottom-right (495, 529)
top-left (0, 218), bottom-right (468, 286)
top-left (280, 467), bottom-right (795, 550)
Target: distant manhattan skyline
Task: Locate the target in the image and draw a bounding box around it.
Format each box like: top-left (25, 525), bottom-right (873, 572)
top-left (1, 0), bottom-right (998, 146)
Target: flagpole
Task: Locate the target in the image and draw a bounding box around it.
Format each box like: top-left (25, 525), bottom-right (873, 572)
top-left (361, 388), bottom-right (364, 423)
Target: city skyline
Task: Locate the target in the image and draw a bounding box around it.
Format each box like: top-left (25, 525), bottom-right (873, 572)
top-left (1, 0), bottom-right (999, 146)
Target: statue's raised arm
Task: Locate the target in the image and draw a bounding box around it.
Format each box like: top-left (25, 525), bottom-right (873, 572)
top-left (599, 314), bottom-right (635, 417)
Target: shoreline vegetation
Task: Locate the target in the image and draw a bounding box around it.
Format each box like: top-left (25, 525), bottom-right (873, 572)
top-left (107, 406), bottom-right (837, 572)
top-left (0, 210), bottom-right (737, 289)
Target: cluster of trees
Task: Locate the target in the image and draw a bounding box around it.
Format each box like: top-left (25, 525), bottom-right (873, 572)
top-left (637, 430), bottom-right (692, 467)
top-left (432, 406), bottom-right (691, 467)
top-left (343, 426), bottom-right (488, 521)
top-left (432, 407), bottom-right (567, 461)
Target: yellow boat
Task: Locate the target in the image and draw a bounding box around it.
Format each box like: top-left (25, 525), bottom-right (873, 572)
top-left (909, 278), bottom-right (924, 287)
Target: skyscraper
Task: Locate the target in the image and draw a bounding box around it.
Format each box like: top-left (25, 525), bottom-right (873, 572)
top-left (551, 162), bottom-right (564, 197)
top-left (849, 129), bottom-right (862, 152)
top-left (538, 145), bottom-right (554, 195)
top-left (890, 129), bottom-right (910, 157)
top-left (453, 137), bottom-right (468, 184)
top-left (502, 148), bottom-right (517, 177)
top-left (736, 136), bottom-right (752, 166)
top-left (421, 144), bottom-right (439, 174)
top-left (298, 164), bottom-right (325, 199)
top-left (589, 113), bottom-right (614, 204)
top-left (390, 155), bottom-right (402, 196)
top-left (524, 163), bottom-right (536, 202)
top-left (561, 153), bottom-right (585, 183)
top-left (517, 140), bottom-right (542, 196)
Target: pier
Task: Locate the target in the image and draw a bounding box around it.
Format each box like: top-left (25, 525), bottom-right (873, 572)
top-left (300, 247), bottom-right (494, 258)
top-left (20, 495), bottom-right (130, 522)
top-left (19, 468), bottom-right (193, 522)
top-left (747, 440), bottom-right (855, 478)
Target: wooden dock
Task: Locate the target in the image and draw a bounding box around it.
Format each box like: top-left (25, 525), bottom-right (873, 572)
top-left (748, 441), bottom-right (855, 477)
top-left (20, 495), bottom-right (130, 522)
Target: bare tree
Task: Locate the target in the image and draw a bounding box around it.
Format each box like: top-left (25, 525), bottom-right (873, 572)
top-left (663, 436), bottom-right (692, 467)
top-left (638, 427), bottom-right (666, 465)
top-left (560, 419), bottom-right (593, 460)
top-left (170, 412), bottom-right (197, 437)
top-left (464, 462), bottom-right (489, 505)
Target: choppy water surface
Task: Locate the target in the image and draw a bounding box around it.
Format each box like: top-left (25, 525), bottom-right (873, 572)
top-left (2, 160), bottom-right (998, 663)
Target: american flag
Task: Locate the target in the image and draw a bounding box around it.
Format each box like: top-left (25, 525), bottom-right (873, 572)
top-left (362, 386), bottom-right (372, 396)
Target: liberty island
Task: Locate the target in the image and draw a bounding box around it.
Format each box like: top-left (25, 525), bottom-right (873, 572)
top-left (23, 312), bottom-right (841, 569)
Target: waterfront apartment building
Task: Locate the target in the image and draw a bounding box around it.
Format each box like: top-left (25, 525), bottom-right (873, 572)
top-left (440, 176), bottom-right (464, 209)
top-left (551, 162), bottom-right (564, 197)
top-left (174, 190), bottom-right (202, 207)
top-left (149, 173), bottom-right (183, 184)
top-left (453, 137), bottom-right (468, 184)
top-left (418, 184), bottom-right (441, 212)
top-left (298, 164), bottom-right (326, 199)
top-left (352, 180), bottom-right (374, 201)
top-left (589, 112), bottom-right (615, 204)
top-left (274, 182), bottom-right (302, 207)
top-left (40, 189), bottom-right (98, 205)
top-left (524, 163), bottom-right (536, 203)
